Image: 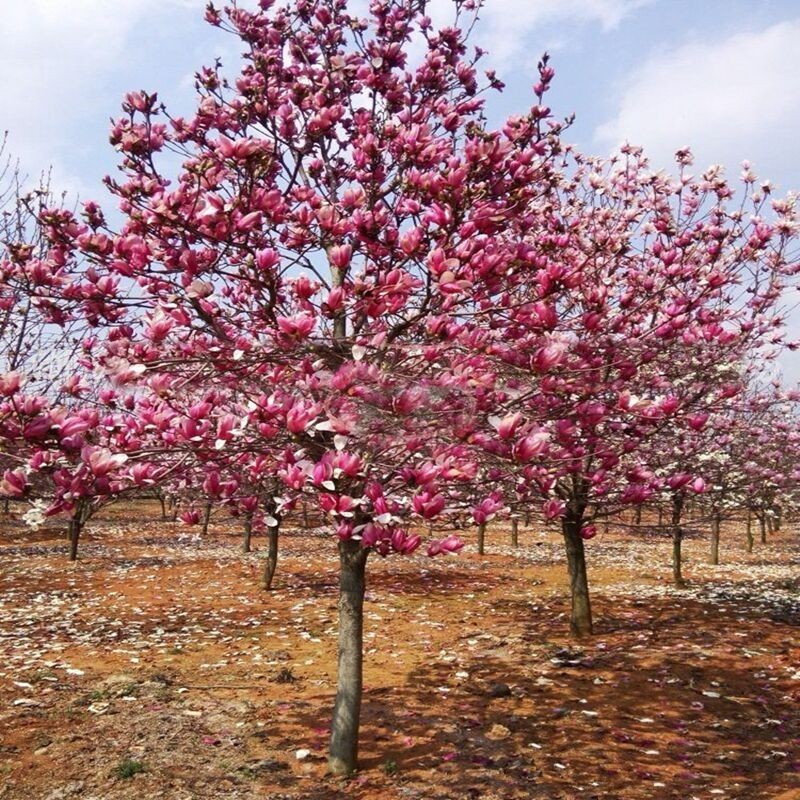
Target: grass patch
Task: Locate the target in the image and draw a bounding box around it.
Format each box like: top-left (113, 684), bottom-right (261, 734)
top-left (115, 758), bottom-right (146, 780)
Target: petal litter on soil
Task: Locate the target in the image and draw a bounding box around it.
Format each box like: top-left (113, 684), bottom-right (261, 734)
top-left (0, 504), bottom-right (797, 800)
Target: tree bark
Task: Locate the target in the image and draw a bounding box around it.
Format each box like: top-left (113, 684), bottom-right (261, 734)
top-left (562, 512), bottom-right (592, 637)
top-left (774, 505), bottom-right (782, 532)
top-left (759, 514), bottom-right (767, 545)
top-left (634, 506), bottom-right (642, 527)
top-left (510, 518), bottom-right (519, 548)
top-left (68, 502), bottom-right (90, 562)
top-left (477, 522), bottom-right (486, 555)
top-left (242, 510), bottom-right (254, 554)
top-left (201, 501), bottom-right (212, 537)
top-left (158, 493), bottom-right (167, 521)
top-left (671, 493), bottom-right (685, 587)
top-left (746, 511), bottom-right (754, 554)
top-left (710, 511), bottom-right (721, 565)
top-left (328, 539), bottom-right (369, 776)
top-left (261, 520), bottom-right (280, 590)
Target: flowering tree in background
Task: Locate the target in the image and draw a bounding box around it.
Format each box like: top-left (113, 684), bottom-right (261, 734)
top-left (456, 145), bottom-right (799, 634)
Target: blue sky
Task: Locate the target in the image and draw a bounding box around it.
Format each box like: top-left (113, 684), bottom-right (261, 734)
top-left (3, 0), bottom-right (800, 376)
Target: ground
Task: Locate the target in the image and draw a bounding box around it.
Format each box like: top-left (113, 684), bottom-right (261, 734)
top-left (0, 504), bottom-right (798, 800)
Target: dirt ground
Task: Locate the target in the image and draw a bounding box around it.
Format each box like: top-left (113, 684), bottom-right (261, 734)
top-left (0, 503), bottom-right (797, 800)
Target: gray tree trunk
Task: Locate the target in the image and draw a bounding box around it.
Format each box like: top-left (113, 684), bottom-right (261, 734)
top-left (562, 511), bottom-right (592, 637)
top-left (710, 512), bottom-right (721, 565)
top-left (68, 502), bottom-right (90, 562)
top-left (242, 510), bottom-right (254, 554)
top-left (262, 520), bottom-right (280, 590)
top-left (671, 493), bottom-right (685, 587)
top-left (746, 511), bottom-right (754, 554)
top-left (328, 539), bottom-right (369, 776)
top-left (201, 501), bottom-right (212, 537)
top-left (477, 522), bottom-right (486, 555)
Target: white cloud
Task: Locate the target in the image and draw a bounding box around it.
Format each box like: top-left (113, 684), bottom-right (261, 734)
top-left (424, 0), bottom-right (649, 70)
top-left (0, 0), bottom-right (207, 195)
top-left (595, 20), bottom-right (800, 186)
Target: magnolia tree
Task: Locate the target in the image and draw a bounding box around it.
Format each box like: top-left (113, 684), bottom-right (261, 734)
top-left (450, 147), bottom-right (799, 634)
top-left (33, 0), bottom-right (583, 774)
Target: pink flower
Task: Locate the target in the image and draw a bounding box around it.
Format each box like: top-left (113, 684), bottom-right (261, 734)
top-left (255, 248), bottom-right (279, 271)
top-left (335, 452), bottom-right (362, 478)
top-left (513, 430), bottom-right (549, 462)
top-left (667, 473), bottom-right (692, 491)
top-left (492, 412), bottom-right (522, 440)
top-left (277, 314), bottom-right (315, 339)
top-left (180, 510), bottom-right (200, 525)
top-left (286, 401), bottom-right (318, 434)
top-left (543, 498), bottom-right (565, 520)
top-left (391, 529), bottom-right (421, 555)
top-left (690, 477), bottom-right (706, 493)
top-left (472, 495), bottom-right (504, 524)
top-left (59, 416), bottom-right (91, 439)
top-left (686, 412), bottom-right (709, 431)
top-left (532, 340), bottom-right (567, 372)
top-left (580, 525), bottom-right (597, 540)
top-left (329, 244), bottom-right (352, 270)
top-left (0, 469), bottom-right (27, 497)
top-left (427, 535), bottom-right (464, 557)
top-left (412, 491), bottom-right (446, 519)
top-left (83, 447), bottom-right (128, 477)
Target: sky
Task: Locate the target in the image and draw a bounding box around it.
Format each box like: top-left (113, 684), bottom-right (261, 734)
top-left (2, 0), bottom-right (800, 377)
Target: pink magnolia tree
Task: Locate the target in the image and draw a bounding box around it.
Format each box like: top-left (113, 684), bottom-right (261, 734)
top-left (35, 0), bottom-right (576, 774)
top-left (452, 148), bottom-right (800, 634)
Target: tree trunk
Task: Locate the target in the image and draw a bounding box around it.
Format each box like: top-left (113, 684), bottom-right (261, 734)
top-left (759, 514), bottom-right (767, 544)
top-left (657, 506), bottom-right (664, 528)
top-left (68, 502), bottom-right (90, 562)
top-left (242, 510), bottom-right (254, 554)
top-left (671, 493), bottom-right (685, 587)
top-left (634, 506), bottom-right (642, 527)
top-left (261, 520), bottom-right (280, 590)
top-left (328, 539), bottom-right (369, 776)
top-left (158, 494), bottom-right (167, 520)
top-left (524, 510), bottom-right (531, 527)
top-left (710, 512), bottom-right (721, 565)
top-left (201, 501), bottom-right (212, 537)
top-left (302, 500), bottom-right (310, 529)
top-left (477, 522), bottom-right (486, 555)
top-left (562, 512), bottom-right (592, 637)
top-left (746, 511), bottom-right (754, 554)
top-left (68, 516), bottom-right (82, 562)
top-left (510, 518), bottom-right (519, 548)
top-left (2, 498), bottom-right (9, 515)
top-left (774, 505), bottom-right (782, 532)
